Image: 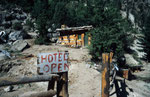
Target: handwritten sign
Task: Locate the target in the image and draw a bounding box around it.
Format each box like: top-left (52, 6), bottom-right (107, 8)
top-left (37, 52), bottom-right (69, 74)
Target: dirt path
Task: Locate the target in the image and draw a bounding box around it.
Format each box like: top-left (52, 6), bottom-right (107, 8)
top-left (69, 62), bottom-right (101, 97)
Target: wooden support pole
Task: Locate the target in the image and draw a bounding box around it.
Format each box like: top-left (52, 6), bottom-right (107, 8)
top-left (23, 90), bottom-right (57, 97)
top-left (57, 72), bottom-right (68, 97)
top-left (102, 53), bottom-right (110, 97)
top-left (47, 77), bottom-right (55, 91)
top-left (0, 74), bottom-right (59, 87)
top-left (81, 33), bottom-right (85, 47)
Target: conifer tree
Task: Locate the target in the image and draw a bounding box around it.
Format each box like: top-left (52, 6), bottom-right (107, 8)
top-left (139, 15), bottom-right (150, 61)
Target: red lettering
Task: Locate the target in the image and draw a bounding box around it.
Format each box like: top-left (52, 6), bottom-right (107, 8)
top-left (41, 55), bottom-right (47, 63)
top-left (48, 54), bottom-right (53, 63)
top-left (51, 63), bottom-right (57, 72)
top-left (64, 63), bottom-right (69, 70)
top-left (43, 65), bottom-right (49, 73)
top-left (58, 63), bottom-right (62, 72)
top-left (53, 53), bottom-right (57, 62)
top-left (59, 53), bottom-right (62, 62)
top-left (64, 53), bottom-right (68, 61)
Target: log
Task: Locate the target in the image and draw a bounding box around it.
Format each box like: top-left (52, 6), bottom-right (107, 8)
top-left (23, 90), bottom-right (56, 97)
top-left (0, 74), bottom-right (59, 87)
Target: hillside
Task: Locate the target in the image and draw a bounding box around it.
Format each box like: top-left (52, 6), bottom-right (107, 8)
top-left (1, 0), bottom-right (150, 97)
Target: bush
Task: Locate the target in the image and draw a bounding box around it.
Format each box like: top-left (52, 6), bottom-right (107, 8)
top-left (34, 36), bottom-right (49, 45)
top-left (25, 19), bottom-right (34, 30)
top-left (13, 22), bottom-right (22, 30)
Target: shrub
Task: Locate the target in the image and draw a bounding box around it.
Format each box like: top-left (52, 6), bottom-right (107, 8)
top-left (25, 19), bottom-right (34, 30)
top-left (34, 36), bottom-right (49, 45)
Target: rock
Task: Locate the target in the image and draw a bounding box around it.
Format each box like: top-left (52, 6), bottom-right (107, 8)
top-left (0, 52), bottom-right (7, 61)
top-left (11, 19), bottom-right (20, 25)
top-left (125, 54), bottom-right (139, 66)
top-left (13, 8), bottom-right (22, 13)
top-left (23, 25), bottom-right (30, 31)
top-left (4, 86), bottom-right (14, 92)
top-left (5, 14), bottom-right (13, 21)
top-left (16, 14), bottom-right (21, 20)
top-left (20, 14), bottom-right (27, 20)
top-left (9, 30), bottom-right (30, 41)
top-left (0, 13), bottom-right (3, 25)
top-left (3, 21), bottom-right (12, 29)
top-left (0, 26), bottom-right (4, 30)
top-left (5, 28), bottom-right (11, 34)
top-left (11, 40), bottom-right (29, 51)
top-left (0, 31), bottom-right (7, 43)
top-left (0, 49), bottom-right (11, 58)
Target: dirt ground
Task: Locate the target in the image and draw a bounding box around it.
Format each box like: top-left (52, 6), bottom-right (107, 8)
top-left (0, 39), bottom-right (101, 97)
top-left (0, 39), bottom-right (150, 97)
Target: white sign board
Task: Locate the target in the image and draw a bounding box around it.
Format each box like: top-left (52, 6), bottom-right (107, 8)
top-left (37, 52), bottom-right (69, 74)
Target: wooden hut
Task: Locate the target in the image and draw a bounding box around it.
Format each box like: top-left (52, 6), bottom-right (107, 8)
top-left (56, 25), bottom-right (93, 47)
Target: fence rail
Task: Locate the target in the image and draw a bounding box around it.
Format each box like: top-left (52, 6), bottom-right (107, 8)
top-left (0, 74), bottom-right (59, 87)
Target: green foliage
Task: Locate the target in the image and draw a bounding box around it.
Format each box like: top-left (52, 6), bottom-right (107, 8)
top-left (35, 11), bottom-right (50, 44)
top-left (34, 36), bottom-right (48, 45)
top-left (1, 0), bottom-right (33, 12)
top-left (4, 0), bottom-right (135, 53)
top-left (89, 2), bottom-right (134, 59)
top-left (138, 15), bottom-right (150, 61)
top-left (13, 22), bottom-right (22, 30)
top-left (25, 19), bottom-right (34, 30)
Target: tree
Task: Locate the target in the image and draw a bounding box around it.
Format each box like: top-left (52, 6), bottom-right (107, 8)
top-left (139, 15), bottom-right (150, 61)
top-left (33, 0), bottom-right (50, 44)
top-left (89, 2), bottom-right (134, 60)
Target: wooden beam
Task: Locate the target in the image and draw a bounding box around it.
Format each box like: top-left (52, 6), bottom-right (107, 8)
top-left (57, 72), bottom-right (68, 97)
top-left (102, 53), bottom-right (110, 97)
top-left (0, 74), bottom-right (59, 87)
top-left (23, 90), bottom-right (56, 97)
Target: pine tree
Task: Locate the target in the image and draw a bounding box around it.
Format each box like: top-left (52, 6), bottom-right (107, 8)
top-left (89, 1), bottom-right (134, 59)
top-left (139, 15), bottom-right (150, 61)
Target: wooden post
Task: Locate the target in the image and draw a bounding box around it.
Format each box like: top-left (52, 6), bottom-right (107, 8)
top-left (109, 52), bottom-right (113, 64)
top-left (57, 51), bottom-right (69, 97)
top-left (57, 72), bottom-right (68, 97)
top-left (102, 53), bottom-right (110, 97)
top-left (81, 33), bottom-right (84, 47)
top-left (47, 78), bottom-right (55, 90)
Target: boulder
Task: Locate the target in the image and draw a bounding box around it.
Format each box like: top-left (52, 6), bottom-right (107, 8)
top-left (11, 40), bottom-right (29, 52)
top-left (0, 52), bottom-right (8, 61)
top-left (5, 14), bottom-right (13, 21)
top-left (23, 25), bottom-right (30, 31)
top-left (4, 86), bottom-right (14, 92)
top-left (11, 19), bottom-right (20, 25)
top-left (16, 14), bottom-right (21, 20)
top-left (20, 14), bottom-right (27, 20)
top-left (5, 28), bottom-right (11, 34)
top-left (3, 21), bottom-right (12, 29)
top-left (8, 30), bottom-right (30, 41)
top-left (0, 26), bottom-right (4, 30)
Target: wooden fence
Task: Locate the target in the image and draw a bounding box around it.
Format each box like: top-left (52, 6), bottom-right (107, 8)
top-left (0, 73), bottom-right (69, 97)
top-left (101, 52), bottom-right (132, 97)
